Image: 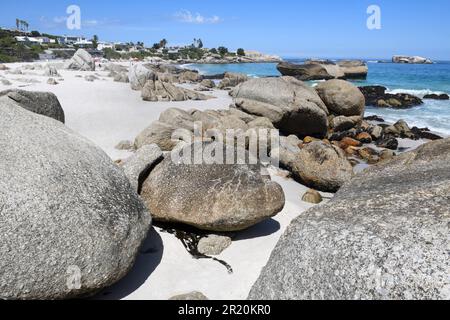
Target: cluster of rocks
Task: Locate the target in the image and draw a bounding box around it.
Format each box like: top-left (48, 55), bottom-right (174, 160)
top-left (249, 137), bottom-right (450, 300)
top-left (277, 60), bottom-right (368, 81)
top-left (359, 85), bottom-right (423, 109)
top-left (125, 63), bottom-right (249, 102)
top-left (423, 93), bottom-right (450, 100)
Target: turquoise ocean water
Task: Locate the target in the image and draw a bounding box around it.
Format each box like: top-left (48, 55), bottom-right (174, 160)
top-left (188, 60), bottom-right (450, 135)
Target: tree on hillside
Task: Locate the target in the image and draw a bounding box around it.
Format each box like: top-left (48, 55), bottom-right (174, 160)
top-left (31, 31), bottom-right (41, 37)
top-left (192, 38), bottom-right (204, 49)
top-left (218, 46), bottom-right (229, 56)
top-left (159, 38), bottom-right (167, 48)
top-left (209, 48), bottom-right (218, 54)
top-left (92, 35), bottom-right (99, 49)
top-left (237, 48), bottom-right (245, 56)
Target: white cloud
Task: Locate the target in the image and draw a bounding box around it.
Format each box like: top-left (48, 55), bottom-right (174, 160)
top-left (174, 10), bottom-right (222, 24)
top-left (82, 20), bottom-right (99, 27)
top-left (53, 16), bottom-right (67, 24)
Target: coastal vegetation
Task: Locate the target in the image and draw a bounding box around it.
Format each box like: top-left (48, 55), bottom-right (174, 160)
top-left (0, 29), bottom-right (41, 62)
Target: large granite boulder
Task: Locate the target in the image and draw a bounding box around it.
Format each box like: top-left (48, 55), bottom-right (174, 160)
top-left (0, 89), bottom-right (65, 123)
top-left (65, 49), bottom-right (95, 71)
top-left (277, 140), bottom-right (354, 192)
top-left (276, 62), bottom-right (334, 81)
top-left (0, 99), bottom-right (151, 300)
top-left (134, 120), bottom-right (188, 151)
top-left (316, 80), bottom-right (366, 116)
top-left (359, 86), bottom-right (423, 109)
top-left (141, 142), bottom-right (285, 231)
top-left (305, 60), bottom-right (345, 79)
top-left (129, 64), bottom-right (156, 90)
top-left (337, 60), bottom-right (368, 79)
top-left (249, 138), bottom-right (450, 300)
top-left (423, 93), bottom-right (449, 100)
top-left (232, 77), bottom-right (329, 138)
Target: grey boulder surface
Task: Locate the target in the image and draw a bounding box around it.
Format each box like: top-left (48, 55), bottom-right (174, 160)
top-left (141, 142), bottom-right (285, 231)
top-left (169, 292), bottom-right (209, 300)
top-left (337, 60), bottom-right (368, 79)
top-left (249, 138), bottom-right (450, 300)
top-left (65, 49), bottom-right (95, 71)
top-left (0, 99), bottom-right (151, 300)
top-left (277, 140), bottom-right (354, 193)
top-left (315, 79), bottom-right (366, 116)
top-left (121, 144), bottom-right (163, 192)
top-left (198, 235), bottom-right (233, 256)
top-left (129, 63), bottom-right (155, 90)
top-left (232, 76), bottom-right (329, 137)
top-left (0, 89), bottom-right (65, 123)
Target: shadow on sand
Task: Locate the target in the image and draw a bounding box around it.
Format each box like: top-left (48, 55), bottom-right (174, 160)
top-left (233, 218), bottom-right (281, 242)
top-left (94, 227), bottom-right (164, 300)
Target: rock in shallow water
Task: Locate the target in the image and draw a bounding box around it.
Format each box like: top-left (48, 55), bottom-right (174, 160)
top-left (0, 99), bottom-right (151, 299)
top-left (129, 63), bottom-right (155, 90)
top-left (249, 138), bottom-right (450, 300)
top-left (141, 141), bottom-right (285, 231)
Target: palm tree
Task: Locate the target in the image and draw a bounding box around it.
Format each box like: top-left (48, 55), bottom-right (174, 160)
top-left (92, 35), bottom-right (99, 49)
top-left (159, 39), bottom-right (167, 49)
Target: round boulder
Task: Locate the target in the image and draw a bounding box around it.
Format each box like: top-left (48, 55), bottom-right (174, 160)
top-left (316, 79), bottom-right (365, 116)
top-left (141, 142), bottom-right (285, 231)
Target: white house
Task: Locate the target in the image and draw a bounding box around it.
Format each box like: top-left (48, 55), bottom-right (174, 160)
top-left (97, 42), bottom-right (114, 50)
top-left (15, 36), bottom-right (55, 45)
top-left (58, 36), bottom-right (91, 46)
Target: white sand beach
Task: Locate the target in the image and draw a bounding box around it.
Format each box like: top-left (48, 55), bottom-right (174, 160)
top-left (0, 62), bottom-right (334, 300)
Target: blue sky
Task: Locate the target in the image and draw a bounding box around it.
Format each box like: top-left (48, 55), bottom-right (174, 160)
top-left (1, 0), bottom-right (449, 60)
